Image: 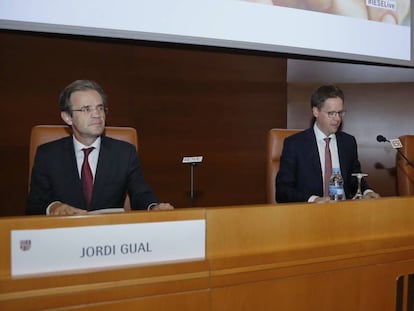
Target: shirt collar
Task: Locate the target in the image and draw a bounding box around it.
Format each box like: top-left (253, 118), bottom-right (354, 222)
top-left (313, 123), bottom-right (335, 141)
top-left (73, 135), bottom-right (101, 152)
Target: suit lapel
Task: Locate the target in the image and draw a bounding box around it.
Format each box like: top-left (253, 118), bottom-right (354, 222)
top-left (336, 132), bottom-right (350, 171)
top-left (336, 132), bottom-right (349, 185)
top-left (63, 137), bottom-right (82, 184)
top-left (61, 137), bottom-right (86, 206)
top-left (91, 136), bottom-right (111, 207)
top-left (304, 129), bottom-right (323, 181)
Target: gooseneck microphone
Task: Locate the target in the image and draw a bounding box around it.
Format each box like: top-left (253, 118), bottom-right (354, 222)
top-left (377, 134), bottom-right (414, 168)
top-left (376, 135), bottom-right (388, 143)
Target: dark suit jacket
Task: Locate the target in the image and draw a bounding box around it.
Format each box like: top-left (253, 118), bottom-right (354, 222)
top-left (275, 128), bottom-right (369, 203)
top-left (26, 135), bottom-right (159, 214)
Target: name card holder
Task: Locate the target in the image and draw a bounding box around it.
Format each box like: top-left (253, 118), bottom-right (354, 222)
top-left (11, 219), bottom-right (205, 276)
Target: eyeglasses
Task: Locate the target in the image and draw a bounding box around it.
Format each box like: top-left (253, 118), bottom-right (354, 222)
top-left (322, 110), bottom-right (346, 119)
top-left (70, 105), bottom-right (108, 114)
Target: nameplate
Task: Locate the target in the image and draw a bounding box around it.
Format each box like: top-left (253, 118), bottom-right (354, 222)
top-left (182, 156), bottom-right (203, 164)
top-left (11, 219), bottom-right (205, 276)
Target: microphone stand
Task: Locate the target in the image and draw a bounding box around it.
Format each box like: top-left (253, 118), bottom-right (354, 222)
top-left (189, 162), bottom-right (197, 207)
top-left (182, 156), bottom-right (203, 207)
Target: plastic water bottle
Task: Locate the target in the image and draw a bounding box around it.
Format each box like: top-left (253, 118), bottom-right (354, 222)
top-left (329, 168), bottom-right (345, 201)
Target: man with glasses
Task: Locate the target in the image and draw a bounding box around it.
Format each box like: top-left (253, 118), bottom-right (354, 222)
top-left (276, 84), bottom-right (379, 203)
top-left (27, 80), bottom-right (174, 215)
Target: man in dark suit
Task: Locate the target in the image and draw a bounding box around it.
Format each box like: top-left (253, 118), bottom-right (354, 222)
top-left (27, 80), bottom-right (174, 215)
top-left (276, 85), bottom-right (380, 203)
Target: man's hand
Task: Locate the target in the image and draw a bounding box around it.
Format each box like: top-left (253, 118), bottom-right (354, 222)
top-left (363, 192), bottom-right (381, 199)
top-left (151, 203), bottom-right (174, 211)
top-left (314, 196), bottom-right (331, 203)
top-left (49, 202), bottom-right (88, 216)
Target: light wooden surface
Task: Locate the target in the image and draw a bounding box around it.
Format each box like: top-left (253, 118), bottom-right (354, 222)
top-left (2, 198), bottom-right (414, 310)
top-left (206, 197), bottom-right (414, 310)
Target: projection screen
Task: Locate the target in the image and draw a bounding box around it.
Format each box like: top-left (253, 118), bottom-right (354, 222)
top-left (0, 0), bottom-right (412, 67)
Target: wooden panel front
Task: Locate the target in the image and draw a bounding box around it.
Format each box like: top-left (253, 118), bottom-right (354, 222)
top-left (211, 262), bottom-right (408, 311)
top-left (0, 209), bottom-right (209, 310)
top-left (206, 198), bottom-right (414, 310)
top-left (2, 198), bottom-right (414, 310)
top-left (0, 261), bottom-right (209, 311)
top-left (206, 198), bottom-right (414, 258)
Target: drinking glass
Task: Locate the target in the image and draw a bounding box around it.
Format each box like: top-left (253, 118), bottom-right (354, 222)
top-left (352, 173), bottom-right (368, 200)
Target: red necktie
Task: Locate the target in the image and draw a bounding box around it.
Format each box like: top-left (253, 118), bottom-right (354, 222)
top-left (324, 138), bottom-right (332, 196)
top-left (81, 147), bottom-right (95, 206)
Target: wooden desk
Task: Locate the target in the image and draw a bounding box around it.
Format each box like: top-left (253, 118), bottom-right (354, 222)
top-left (2, 197), bottom-right (414, 310)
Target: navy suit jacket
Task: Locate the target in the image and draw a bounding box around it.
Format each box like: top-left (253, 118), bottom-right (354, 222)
top-left (26, 135), bottom-right (159, 214)
top-left (275, 128), bottom-right (369, 203)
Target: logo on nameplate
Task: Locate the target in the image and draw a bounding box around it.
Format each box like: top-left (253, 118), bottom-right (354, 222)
top-left (20, 240), bottom-right (31, 251)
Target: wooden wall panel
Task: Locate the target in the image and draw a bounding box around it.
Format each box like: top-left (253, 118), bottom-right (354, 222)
top-left (0, 30), bottom-right (287, 216)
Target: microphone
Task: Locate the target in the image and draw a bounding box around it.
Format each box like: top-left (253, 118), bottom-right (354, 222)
top-left (376, 134), bottom-right (403, 148)
top-left (376, 135), bottom-right (387, 143)
top-left (376, 134), bottom-right (414, 168)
